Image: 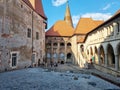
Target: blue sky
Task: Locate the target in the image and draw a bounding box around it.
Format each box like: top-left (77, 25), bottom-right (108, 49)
top-left (42, 0), bottom-right (120, 30)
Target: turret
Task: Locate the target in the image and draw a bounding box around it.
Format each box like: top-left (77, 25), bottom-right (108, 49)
top-left (64, 1), bottom-right (73, 27)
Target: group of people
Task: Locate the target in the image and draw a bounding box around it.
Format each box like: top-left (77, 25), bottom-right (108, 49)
top-left (50, 61), bottom-right (58, 67)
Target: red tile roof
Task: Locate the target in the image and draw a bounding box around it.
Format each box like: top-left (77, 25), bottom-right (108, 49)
top-left (22, 0), bottom-right (47, 19)
top-left (46, 20), bottom-right (74, 37)
top-left (74, 18), bottom-right (103, 34)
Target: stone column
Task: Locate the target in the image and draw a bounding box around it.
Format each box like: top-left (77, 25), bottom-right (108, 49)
top-left (115, 54), bottom-right (119, 70)
top-left (98, 50), bottom-right (101, 65)
top-left (105, 54), bottom-right (108, 67)
top-left (107, 26), bottom-right (111, 36)
top-left (113, 22), bottom-right (117, 36)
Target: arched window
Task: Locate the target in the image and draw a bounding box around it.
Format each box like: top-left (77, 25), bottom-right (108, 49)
top-left (99, 45), bottom-right (105, 65)
top-left (53, 43), bottom-right (57, 46)
top-left (53, 53), bottom-right (57, 59)
top-left (47, 53), bottom-right (51, 58)
top-left (107, 44), bottom-right (115, 67)
top-left (80, 45), bottom-right (84, 52)
top-left (67, 53), bottom-right (72, 59)
top-left (60, 53), bottom-right (65, 60)
top-left (67, 43), bottom-right (71, 47)
top-left (60, 43), bottom-right (65, 46)
top-left (47, 43), bottom-right (51, 48)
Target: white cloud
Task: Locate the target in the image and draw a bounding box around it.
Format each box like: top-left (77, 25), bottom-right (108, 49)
top-left (52, 0), bottom-right (67, 7)
top-left (72, 15), bottom-right (80, 27)
top-left (81, 13), bottom-right (112, 21)
top-left (72, 13), bottom-right (112, 27)
top-left (102, 2), bottom-right (115, 11)
top-left (102, 4), bottom-right (111, 10)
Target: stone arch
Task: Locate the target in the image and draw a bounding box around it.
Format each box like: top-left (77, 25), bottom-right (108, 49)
top-left (47, 53), bottom-right (51, 58)
top-left (53, 43), bottom-right (57, 46)
top-left (66, 53), bottom-right (72, 63)
top-left (80, 44), bottom-right (84, 52)
top-left (59, 53), bottom-right (65, 63)
top-left (60, 43), bottom-right (65, 46)
top-left (53, 53), bottom-right (57, 58)
top-left (107, 44), bottom-right (115, 68)
top-left (67, 43), bottom-right (72, 47)
top-left (94, 46), bottom-right (98, 64)
top-left (46, 43), bottom-right (51, 47)
top-left (99, 45), bottom-right (105, 65)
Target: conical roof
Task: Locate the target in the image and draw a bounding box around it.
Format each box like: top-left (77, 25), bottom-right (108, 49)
top-left (64, 1), bottom-right (73, 27)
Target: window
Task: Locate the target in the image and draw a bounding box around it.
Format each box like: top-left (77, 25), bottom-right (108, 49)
top-left (60, 43), bottom-right (65, 46)
top-left (11, 52), bottom-right (18, 67)
top-left (53, 43), bottom-right (57, 46)
top-left (67, 43), bottom-right (71, 47)
top-left (21, 4), bottom-right (23, 8)
top-left (27, 28), bottom-right (31, 38)
top-left (36, 32), bottom-right (39, 40)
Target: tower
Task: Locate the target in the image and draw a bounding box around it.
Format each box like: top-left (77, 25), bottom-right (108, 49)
top-left (64, 1), bottom-right (73, 27)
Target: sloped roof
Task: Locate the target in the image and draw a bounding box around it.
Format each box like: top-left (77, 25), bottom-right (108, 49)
top-left (74, 18), bottom-right (103, 34)
top-left (46, 20), bottom-right (74, 37)
top-left (22, 0), bottom-right (47, 19)
top-left (113, 9), bottom-right (120, 17)
top-left (94, 20), bottom-right (104, 26)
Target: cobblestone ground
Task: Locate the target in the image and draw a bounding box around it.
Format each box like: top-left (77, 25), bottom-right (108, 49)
top-left (0, 64), bottom-right (120, 90)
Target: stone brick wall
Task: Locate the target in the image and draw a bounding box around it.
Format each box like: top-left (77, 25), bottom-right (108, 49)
top-left (0, 0), bottom-right (46, 71)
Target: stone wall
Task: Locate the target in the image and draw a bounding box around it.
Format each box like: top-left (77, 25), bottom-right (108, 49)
top-left (0, 0), bottom-right (46, 71)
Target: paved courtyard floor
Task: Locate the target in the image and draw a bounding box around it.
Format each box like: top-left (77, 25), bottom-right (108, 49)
top-left (0, 65), bottom-right (120, 90)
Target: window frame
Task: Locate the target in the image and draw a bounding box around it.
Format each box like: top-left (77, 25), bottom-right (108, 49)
top-left (10, 51), bottom-right (19, 68)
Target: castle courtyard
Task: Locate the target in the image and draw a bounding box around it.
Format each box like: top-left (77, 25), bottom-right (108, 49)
top-left (0, 64), bottom-right (120, 90)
